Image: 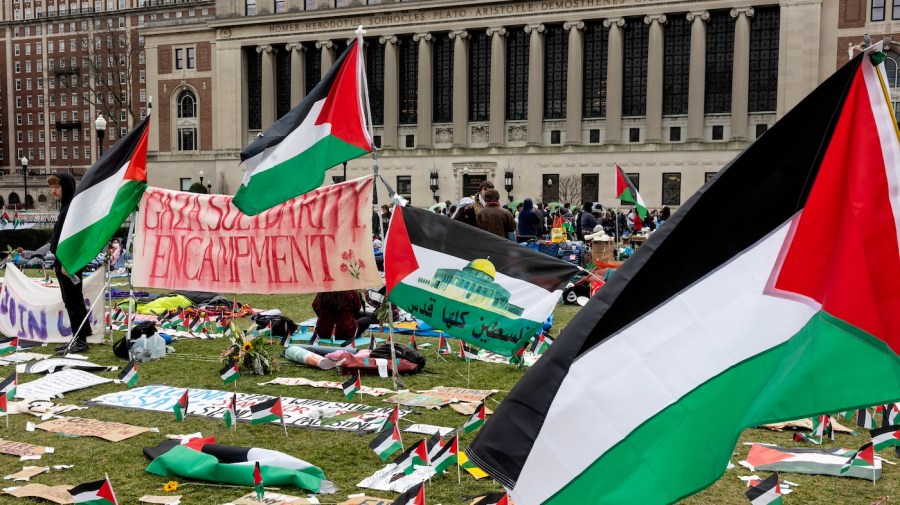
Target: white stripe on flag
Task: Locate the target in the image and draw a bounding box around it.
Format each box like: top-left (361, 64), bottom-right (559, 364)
top-left (512, 222), bottom-right (819, 503)
top-left (58, 162), bottom-right (130, 242)
top-left (864, 49), bottom-right (900, 252)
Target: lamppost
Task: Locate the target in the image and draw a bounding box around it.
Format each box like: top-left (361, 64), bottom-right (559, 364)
top-left (429, 170), bottom-right (440, 203)
top-left (504, 171), bottom-right (514, 201)
top-left (20, 157), bottom-right (28, 210)
top-left (342, 161), bottom-right (347, 182)
top-left (95, 113), bottom-right (107, 158)
top-left (207, 183), bottom-right (212, 194)
top-left (199, 169), bottom-right (204, 186)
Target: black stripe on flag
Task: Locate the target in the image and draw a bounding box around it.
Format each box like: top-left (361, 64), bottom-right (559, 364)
top-left (744, 473), bottom-right (780, 503)
top-left (74, 115), bottom-right (150, 194)
top-left (240, 41), bottom-right (356, 163)
top-left (466, 54), bottom-right (865, 488)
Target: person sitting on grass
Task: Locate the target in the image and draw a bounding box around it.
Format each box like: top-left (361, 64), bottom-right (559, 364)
top-left (312, 290), bottom-right (373, 344)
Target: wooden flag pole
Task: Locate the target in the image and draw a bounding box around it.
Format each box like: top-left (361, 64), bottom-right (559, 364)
top-left (281, 397), bottom-right (288, 437)
top-left (456, 434), bottom-right (461, 484)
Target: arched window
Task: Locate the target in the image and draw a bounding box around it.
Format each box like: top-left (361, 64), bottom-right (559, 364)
top-left (885, 50), bottom-right (900, 88)
top-left (176, 89), bottom-right (197, 151)
top-left (8, 193), bottom-right (20, 208)
top-left (38, 194), bottom-right (47, 204)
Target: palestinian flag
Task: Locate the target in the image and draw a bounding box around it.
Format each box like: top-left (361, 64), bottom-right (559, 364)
top-left (841, 442), bottom-right (875, 474)
top-left (144, 439), bottom-right (333, 493)
top-left (391, 482), bottom-right (425, 505)
top-left (473, 492), bottom-right (510, 505)
top-left (385, 205), bottom-right (578, 357)
top-left (426, 431), bottom-right (444, 461)
top-left (462, 403), bottom-right (486, 434)
top-left (393, 439), bottom-right (429, 475)
top-left (69, 476), bottom-right (118, 505)
top-left (369, 423), bottom-right (403, 461)
top-left (56, 115), bottom-right (150, 273)
top-left (431, 435), bottom-right (459, 474)
top-left (0, 337), bottom-right (18, 355)
top-left (173, 389), bottom-right (189, 421)
top-left (858, 408), bottom-right (877, 430)
top-left (409, 334), bottom-right (418, 350)
top-left (530, 332), bottom-right (552, 355)
top-left (253, 461), bottom-right (264, 499)
top-left (233, 32), bottom-right (373, 216)
top-left (793, 432), bottom-right (820, 445)
top-left (744, 443), bottom-right (881, 480)
top-left (744, 473), bottom-right (782, 505)
top-left (251, 397), bottom-right (283, 425)
top-left (0, 212), bottom-right (8, 225)
top-left (466, 46), bottom-right (900, 504)
top-left (220, 359), bottom-right (240, 385)
top-left (382, 405), bottom-right (400, 432)
top-left (225, 393), bottom-right (237, 430)
top-left (872, 424), bottom-right (900, 451)
top-left (881, 403), bottom-right (900, 426)
top-left (438, 335), bottom-right (452, 355)
top-left (615, 164), bottom-right (647, 220)
top-left (812, 415), bottom-right (833, 440)
top-left (0, 372), bottom-right (16, 399)
top-left (117, 360), bottom-right (138, 388)
top-left (460, 342), bottom-right (478, 361)
top-left (342, 373), bottom-right (361, 401)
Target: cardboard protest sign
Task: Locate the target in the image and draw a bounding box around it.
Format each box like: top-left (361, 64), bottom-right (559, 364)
top-left (35, 417), bottom-right (151, 442)
top-left (90, 385), bottom-right (406, 433)
top-left (4, 466), bottom-right (49, 481)
top-left (261, 377), bottom-right (393, 397)
top-left (18, 358), bottom-right (108, 375)
top-left (339, 497), bottom-right (393, 505)
top-left (417, 387), bottom-right (497, 404)
top-left (356, 463), bottom-right (435, 493)
top-left (403, 424), bottom-right (454, 437)
top-left (139, 496), bottom-right (182, 504)
top-left (0, 352), bottom-right (51, 365)
top-left (133, 178), bottom-right (381, 294)
top-left (0, 265), bottom-right (104, 344)
top-left (384, 392), bottom-right (456, 409)
top-left (0, 441), bottom-right (51, 458)
top-left (3, 483), bottom-right (73, 504)
top-left (16, 369), bottom-right (112, 399)
top-left (226, 491), bottom-right (318, 504)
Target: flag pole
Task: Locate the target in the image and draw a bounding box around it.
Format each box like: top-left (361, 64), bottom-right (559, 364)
top-left (456, 434), bottom-right (461, 484)
top-left (281, 397), bottom-right (288, 437)
top-left (124, 209), bottom-right (138, 357)
top-left (104, 252), bottom-right (112, 343)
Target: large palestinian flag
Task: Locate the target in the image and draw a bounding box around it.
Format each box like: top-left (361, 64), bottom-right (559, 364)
top-left (384, 206), bottom-right (579, 356)
top-left (144, 439), bottom-right (334, 493)
top-left (466, 46), bottom-right (900, 504)
top-left (742, 444), bottom-right (882, 480)
top-left (615, 164), bottom-right (647, 219)
top-left (233, 32), bottom-right (373, 216)
top-left (56, 115), bottom-right (149, 273)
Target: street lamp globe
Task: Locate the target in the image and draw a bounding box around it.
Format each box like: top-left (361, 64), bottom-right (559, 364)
top-left (199, 169), bottom-right (205, 186)
top-left (95, 113), bottom-right (107, 158)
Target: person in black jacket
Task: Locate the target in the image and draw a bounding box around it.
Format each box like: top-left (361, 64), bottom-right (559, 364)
top-left (48, 172), bottom-right (92, 355)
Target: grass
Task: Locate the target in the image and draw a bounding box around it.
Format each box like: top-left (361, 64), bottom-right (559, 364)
top-left (0, 287), bottom-right (897, 504)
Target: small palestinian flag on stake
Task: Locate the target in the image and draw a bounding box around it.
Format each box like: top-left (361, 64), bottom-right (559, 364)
top-left (251, 397), bottom-right (283, 426)
top-left (409, 335), bottom-right (418, 350)
top-left (438, 334), bottom-right (452, 355)
top-left (460, 342), bottom-right (478, 361)
top-left (224, 393), bottom-right (237, 430)
top-left (426, 431), bottom-right (444, 461)
top-left (382, 405), bottom-right (400, 432)
top-left (744, 473), bottom-right (782, 505)
top-left (69, 476), bottom-right (118, 505)
top-left (615, 164), bottom-right (648, 220)
top-left (253, 461), bottom-right (265, 500)
top-left (872, 424), bottom-right (900, 451)
top-left (858, 408), bottom-right (878, 430)
top-left (431, 435), bottom-right (459, 474)
top-left (0, 372), bottom-right (15, 413)
top-left (840, 442), bottom-right (875, 474)
top-left (473, 492), bottom-right (510, 505)
top-left (234, 29), bottom-right (373, 216)
top-left (393, 439), bottom-right (429, 475)
top-left (792, 432), bottom-right (821, 445)
top-left (462, 403), bottom-right (486, 434)
top-left (220, 359), bottom-right (240, 385)
top-left (173, 389), bottom-right (189, 422)
top-left (390, 482), bottom-right (425, 505)
top-left (117, 360), bottom-right (138, 388)
top-left (342, 373), bottom-right (361, 401)
top-left (369, 422), bottom-right (403, 461)
top-left (0, 337), bottom-right (18, 356)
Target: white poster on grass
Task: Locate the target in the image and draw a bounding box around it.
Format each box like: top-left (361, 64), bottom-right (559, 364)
top-left (0, 264), bottom-right (104, 343)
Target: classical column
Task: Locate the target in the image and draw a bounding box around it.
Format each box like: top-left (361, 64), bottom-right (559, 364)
top-left (487, 26), bottom-right (507, 146)
top-left (317, 40), bottom-right (334, 79)
top-left (449, 29), bottom-right (468, 148)
top-left (564, 21), bottom-right (585, 145)
top-left (414, 32), bottom-right (433, 148)
top-left (286, 42), bottom-right (306, 107)
top-left (686, 11), bottom-right (709, 141)
top-left (644, 15), bottom-right (666, 143)
top-left (603, 18), bottom-right (625, 144)
top-left (380, 35), bottom-right (399, 149)
top-left (525, 23), bottom-right (545, 146)
top-left (256, 44), bottom-right (276, 129)
top-left (730, 7), bottom-right (754, 141)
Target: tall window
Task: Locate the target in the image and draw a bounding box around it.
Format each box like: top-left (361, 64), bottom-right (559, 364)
top-left (177, 89), bottom-right (197, 151)
top-left (581, 174), bottom-right (599, 204)
top-left (662, 173), bottom-right (682, 206)
top-left (275, 45), bottom-right (291, 119)
top-left (543, 24), bottom-right (567, 119)
top-left (274, 0), bottom-right (285, 13)
top-left (748, 8), bottom-right (779, 112)
top-left (623, 18), bottom-right (649, 116)
top-left (583, 21), bottom-right (608, 118)
top-left (396, 175), bottom-right (412, 204)
top-left (433, 33), bottom-right (453, 123)
top-left (305, 49), bottom-right (321, 96)
top-left (663, 16), bottom-right (690, 115)
top-left (469, 31), bottom-right (491, 121)
top-left (366, 40), bottom-right (385, 125)
top-left (873, 0), bottom-right (886, 21)
top-left (884, 50), bottom-right (900, 87)
top-left (894, 0), bottom-right (900, 19)
top-left (398, 36), bottom-right (418, 125)
top-left (705, 12), bottom-right (734, 114)
top-left (245, 0), bottom-right (255, 15)
top-left (506, 28), bottom-right (529, 120)
top-left (246, 47), bottom-right (261, 130)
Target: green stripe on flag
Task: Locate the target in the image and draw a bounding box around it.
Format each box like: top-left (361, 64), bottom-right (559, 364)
top-left (545, 311), bottom-right (900, 504)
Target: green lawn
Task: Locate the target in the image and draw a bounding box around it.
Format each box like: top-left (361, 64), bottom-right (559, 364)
top-left (0, 289), bottom-right (896, 504)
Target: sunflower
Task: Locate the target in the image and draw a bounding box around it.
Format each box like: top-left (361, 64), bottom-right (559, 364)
top-left (242, 341), bottom-right (254, 352)
top-left (163, 481), bottom-right (179, 492)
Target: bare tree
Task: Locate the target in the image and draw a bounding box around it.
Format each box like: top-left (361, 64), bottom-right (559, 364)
top-left (216, 172), bottom-right (231, 195)
top-left (557, 174), bottom-right (582, 206)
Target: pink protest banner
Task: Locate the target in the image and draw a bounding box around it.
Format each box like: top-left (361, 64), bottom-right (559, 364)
top-left (132, 176), bottom-right (381, 294)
